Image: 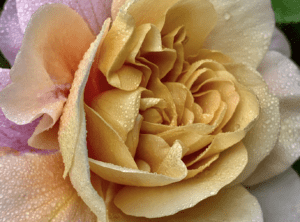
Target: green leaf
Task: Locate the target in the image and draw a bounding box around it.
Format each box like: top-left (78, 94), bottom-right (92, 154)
top-left (272, 0), bottom-right (300, 23)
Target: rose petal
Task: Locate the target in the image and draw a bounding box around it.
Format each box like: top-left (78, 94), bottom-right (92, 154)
top-left (58, 19), bottom-right (110, 222)
top-left (0, 148), bottom-right (96, 221)
top-left (269, 27), bottom-right (291, 57)
top-left (248, 168), bottom-right (300, 222)
top-left (244, 51), bottom-right (300, 185)
top-left (85, 104), bottom-right (138, 169)
top-left (161, 0), bottom-right (218, 57)
top-left (203, 0), bottom-right (275, 68)
top-left (114, 142), bottom-right (247, 218)
top-left (15, 0), bottom-right (112, 35)
top-left (107, 184), bottom-right (263, 221)
top-left (258, 50), bottom-right (300, 99)
top-left (224, 63), bottom-right (280, 184)
top-left (0, 0), bottom-right (23, 65)
top-left (0, 4), bottom-right (96, 150)
top-left (0, 68), bottom-right (44, 153)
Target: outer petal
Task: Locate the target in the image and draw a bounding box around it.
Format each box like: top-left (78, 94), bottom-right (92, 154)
top-left (224, 62), bottom-right (280, 184)
top-left (0, 68), bottom-right (43, 153)
top-left (0, 0), bottom-right (23, 65)
top-left (0, 4), bottom-right (95, 150)
top-left (0, 148), bottom-right (97, 221)
top-left (248, 168), bottom-right (300, 222)
top-left (269, 27), bottom-right (291, 57)
top-left (203, 0), bottom-right (275, 68)
top-left (107, 185), bottom-right (262, 221)
top-left (244, 51), bottom-right (300, 185)
top-left (59, 19), bottom-right (111, 222)
top-left (15, 0), bottom-right (112, 35)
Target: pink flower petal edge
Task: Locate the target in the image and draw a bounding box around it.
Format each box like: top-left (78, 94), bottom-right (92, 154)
top-left (0, 0), bottom-right (23, 66)
top-left (15, 0), bottom-right (112, 35)
top-left (0, 68), bottom-right (51, 153)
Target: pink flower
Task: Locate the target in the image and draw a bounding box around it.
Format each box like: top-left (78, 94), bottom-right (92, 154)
top-left (0, 0), bottom-right (300, 221)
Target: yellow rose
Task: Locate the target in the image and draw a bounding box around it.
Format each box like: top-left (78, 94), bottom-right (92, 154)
top-left (1, 0), bottom-right (294, 221)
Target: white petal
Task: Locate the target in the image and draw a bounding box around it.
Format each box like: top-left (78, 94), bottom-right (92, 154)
top-left (0, 148), bottom-right (96, 221)
top-left (269, 27), bottom-right (291, 57)
top-left (248, 168), bottom-right (300, 222)
top-left (204, 0), bottom-right (275, 68)
top-left (244, 51), bottom-right (300, 185)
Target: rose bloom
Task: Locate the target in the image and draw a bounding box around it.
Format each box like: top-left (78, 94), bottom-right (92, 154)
top-left (0, 0), bottom-right (300, 221)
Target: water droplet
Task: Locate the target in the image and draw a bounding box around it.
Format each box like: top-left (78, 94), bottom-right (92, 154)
top-left (224, 13), bottom-right (231, 20)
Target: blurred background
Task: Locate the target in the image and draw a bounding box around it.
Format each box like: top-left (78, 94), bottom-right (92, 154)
top-left (0, 0), bottom-right (300, 175)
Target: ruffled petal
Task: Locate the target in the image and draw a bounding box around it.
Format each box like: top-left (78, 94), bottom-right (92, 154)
top-left (244, 51), bottom-right (300, 185)
top-left (248, 168), bottom-right (300, 222)
top-left (0, 68), bottom-right (44, 153)
top-left (0, 0), bottom-right (23, 65)
top-left (0, 148), bottom-right (97, 221)
top-left (15, 0), bottom-right (112, 35)
top-left (114, 142), bottom-right (247, 218)
top-left (0, 4), bottom-right (95, 150)
top-left (203, 0), bottom-right (275, 68)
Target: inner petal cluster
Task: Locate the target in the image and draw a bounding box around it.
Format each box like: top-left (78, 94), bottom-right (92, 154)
top-left (83, 2), bottom-right (259, 187)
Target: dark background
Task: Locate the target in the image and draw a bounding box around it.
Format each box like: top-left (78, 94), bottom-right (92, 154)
top-left (0, 1), bottom-right (300, 176)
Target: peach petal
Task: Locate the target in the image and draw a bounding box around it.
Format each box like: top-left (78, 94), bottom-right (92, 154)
top-left (88, 158), bottom-right (186, 187)
top-left (0, 148), bottom-right (96, 221)
top-left (161, 0), bottom-right (218, 57)
top-left (184, 130), bottom-right (245, 167)
top-left (91, 87), bottom-right (145, 142)
top-left (108, 185), bottom-right (262, 221)
top-left (185, 153), bottom-right (219, 179)
top-left (159, 130), bottom-right (214, 156)
top-left (114, 142), bottom-right (247, 218)
top-left (0, 4), bottom-right (95, 149)
top-left (161, 26), bottom-right (187, 82)
top-left (58, 17), bottom-right (110, 177)
top-left (203, 0), bottom-right (275, 68)
top-left (85, 104), bottom-right (138, 169)
top-left (111, 0), bottom-right (127, 20)
top-left (124, 0), bottom-right (180, 30)
top-left (164, 82), bottom-right (194, 125)
top-left (58, 21), bottom-right (128, 221)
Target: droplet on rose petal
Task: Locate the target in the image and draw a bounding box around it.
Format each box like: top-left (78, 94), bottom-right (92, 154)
top-left (224, 13), bottom-right (231, 21)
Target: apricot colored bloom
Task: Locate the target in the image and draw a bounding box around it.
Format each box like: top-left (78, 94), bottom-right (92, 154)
top-left (0, 0), bottom-right (300, 221)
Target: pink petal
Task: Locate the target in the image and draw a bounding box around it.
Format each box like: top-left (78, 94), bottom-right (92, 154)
top-left (0, 4), bottom-right (95, 150)
top-left (0, 0), bottom-right (23, 65)
top-left (0, 68), bottom-right (45, 154)
top-left (248, 168), bottom-right (300, 222)
top-left (0, 148), bottom-right (97, 221)
top-left (15, 0), bottom-right (112, 35)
